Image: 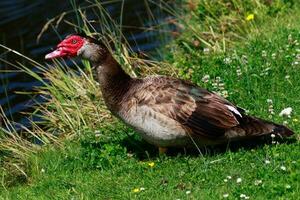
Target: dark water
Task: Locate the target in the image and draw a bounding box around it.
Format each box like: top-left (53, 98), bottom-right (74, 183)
top-left (0, 0), bottom-right (175, 129)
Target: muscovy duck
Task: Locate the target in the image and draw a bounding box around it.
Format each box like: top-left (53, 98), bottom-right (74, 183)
top-left (45, 34), bottom-right (294, 153)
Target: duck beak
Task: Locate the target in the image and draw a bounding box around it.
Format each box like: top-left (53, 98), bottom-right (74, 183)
top-left (45, 47), bottom-right (67, 60)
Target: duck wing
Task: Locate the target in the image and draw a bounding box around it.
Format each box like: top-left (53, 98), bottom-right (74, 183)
top-left (135, 76), bottom-right (242, 139)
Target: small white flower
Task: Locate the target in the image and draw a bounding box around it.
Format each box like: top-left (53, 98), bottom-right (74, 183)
top-left (223, 193), bottom-right (229, 198)
top-left (261, 50), bottom-right (267, 57)
top-left (127, 153), bottom-right (134, 157)
top-left (241, 55), bottom-right (248, 64)
top-left (240, 194), bottom-right (250, 199)
top-left (224, 57), bottom-right (232, 64)
top-left (265, 160), bottom-right (271, 164)
top-left (140, 187), bottom-right (145, 191)
top-left (202, 75), bottom-right (210, 83)
top-left (254, 180), bottom-right (262, 185)
top-left (221, 90), bottom-right (229, 98)
top-left (186, 190), bottom-right (191, 195)
top-left (267, 99), bottom-right (273, 104)
top-left (203, 48), bottom-right (210, 53)
top-left (219, 83), bottom-right (225, 88)
top-left (236, 69), bottom-right (242, 76)
top-left (227, 176), bottom-right (232, 179)
top-left (224, 179), bottom-right (228, 182)
top-left (285, 75), bottom-right (290, 79)
top-left (285, 184), bottom-right (291, 189)
top-left (41, 168), bottom-right (45, 173)
top-left (279, 107), bottom-right (292, 117)
top-left (236, 178), bottom-right (242, 183)
top-left (271, 134), bottom-right (276, 138)
top-left (280, 166), bottom-right (286, 171)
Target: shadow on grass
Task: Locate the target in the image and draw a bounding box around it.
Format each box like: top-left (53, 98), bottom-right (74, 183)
top-left (120, 134), bottom-right (297, 160)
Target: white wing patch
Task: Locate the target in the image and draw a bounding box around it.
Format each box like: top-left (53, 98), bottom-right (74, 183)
top-left (226, 105), bottom-right (242, 118)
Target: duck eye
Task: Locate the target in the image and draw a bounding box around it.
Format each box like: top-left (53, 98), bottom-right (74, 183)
top-left (72, 39), bottom-right (77, 44)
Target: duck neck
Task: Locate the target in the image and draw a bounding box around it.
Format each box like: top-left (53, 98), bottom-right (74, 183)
top-left (94, 53), bottom-right (132, 113)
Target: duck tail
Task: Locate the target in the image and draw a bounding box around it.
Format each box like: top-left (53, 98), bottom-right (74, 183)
top-left (270, 123), bottom-right (294, 137)
top-left (226, 115), bottom-right (294, 139)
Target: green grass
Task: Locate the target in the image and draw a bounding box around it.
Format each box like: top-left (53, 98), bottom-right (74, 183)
top-left (2, 136), bottom-right (299, 200)
top-left (1, 0), bottom-right (300, 199)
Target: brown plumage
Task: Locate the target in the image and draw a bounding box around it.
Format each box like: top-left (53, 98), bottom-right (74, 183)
top-left (45, 34), bottom-right (294, 150)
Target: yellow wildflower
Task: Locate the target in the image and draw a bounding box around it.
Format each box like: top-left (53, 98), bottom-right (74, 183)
top-left (132, 188), bottom-right (140, 193)
top-left (246, 14), bottom-right (254, 21)
top-left (148, 162), bottom-right (155, 168)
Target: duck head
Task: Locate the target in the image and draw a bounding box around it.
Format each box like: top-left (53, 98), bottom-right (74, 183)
top-left (45, 34), bottom-right (108, 63)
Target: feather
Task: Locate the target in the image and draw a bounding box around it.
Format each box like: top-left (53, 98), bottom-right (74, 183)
top-left (132, 76), bottom-right (241, 139)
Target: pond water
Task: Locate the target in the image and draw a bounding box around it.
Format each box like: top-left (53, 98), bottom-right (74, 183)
top-left (0, 0), bottom-right (175, 129)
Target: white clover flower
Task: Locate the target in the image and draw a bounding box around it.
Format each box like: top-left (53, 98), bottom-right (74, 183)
top-left (265, 160), bottom-right (271, 164)
top-left (254, 180), bottom-right (262, 185)
top-left (219, 83), bottom-right (225, 88)
top-left (95, 134), bottom-right (101, 137)
top-left (236, 178), bottom-right (242, 183)
top-left (271, 134), bottom-right (276, 138)
top-left (279, 107), bottom-right (292, 117)
top-left (240, 194), bottom-right (250, 199)
top-left (224, 57), bottom-right (232, 64)
top-left (280, 166), bottom-right (287, 171)
top-left (223, 193), bottom-right (229, 198)
top-left (241, 55), bottom-right (248, 64)
top-left (288, 34), bottom-right (293, 41)
top-left (267, 99), bottom-right (273, 104)
top-left (140, 187), bottom-right (145, 191)
top-left (236, 68), bottom-right (242, 76)
top-left (285, 75), bottom-right (290, 79)
top-left (203, 48), bottom-right (210, 53)
top-left (202, 75), bottom-right (210, 83)
top-left (268, 103), bottom-right (274, 115)
top-left (221, 90), bottom-right (229, 98)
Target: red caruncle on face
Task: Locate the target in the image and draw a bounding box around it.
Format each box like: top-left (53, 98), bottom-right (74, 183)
top-left (45, 35), bottom-right (85, 59)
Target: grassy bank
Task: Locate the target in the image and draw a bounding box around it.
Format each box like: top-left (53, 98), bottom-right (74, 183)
top-left (1, 0), bottom-right (300, 199)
